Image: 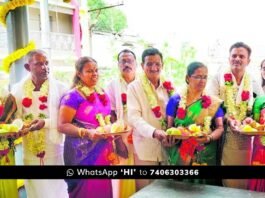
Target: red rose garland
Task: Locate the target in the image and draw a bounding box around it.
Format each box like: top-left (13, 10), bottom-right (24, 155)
top-left (87, 92), bottom-right (96, 103)
top-left (152, 106), bottom-right (162, 118)
top-left (241, 90), bottom-right (250, 101)
top-left (39, 96), bottom-right (47, 103)
top-left (121, 93), bottom-right (127, 105)
top-left (177, 107), bottom-right (186, 119)
top-left (224, 73), bottom-right (233, 86)
top-left (201, 95), bottom-right (211, 108)
top-left (0, 105), bottom-right (3, 117)
top-left (98, 93), bottom-right (108, 106)
top-left (163, 81), bottom-right (174, 96)
top-left (22, 97), bottom-right (32, 108)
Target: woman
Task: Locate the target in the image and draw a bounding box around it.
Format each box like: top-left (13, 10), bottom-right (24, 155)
top-left (166, 62), bottom-right (224, 184)
top-left (260, 59), bottom-right (265, 93)
top-left (58, 57), bottom-right (113, 198)
top-left (0, 90), bottom-right (18, 198)
top-left (247, 59), bottom-right (265, 191)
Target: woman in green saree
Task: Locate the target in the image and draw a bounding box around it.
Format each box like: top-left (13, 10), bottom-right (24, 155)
top-left (165, 62), bottom-right (224, 184)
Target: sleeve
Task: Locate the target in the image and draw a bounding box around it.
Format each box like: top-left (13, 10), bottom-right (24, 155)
top-left (213, 106), bottom-right (225, 118)
top-left (166, 94), bottom-right (180, 117)
top-left (252, 78), bottom-right (264, 97)
top-left (60, 90), bottom-right (80, 110)
top-left (105, 81), bottom-right (116, 111)
top-left (127, 84), bottom-right (156, 138)
top-left (207, 73), bottom-right (220, 97)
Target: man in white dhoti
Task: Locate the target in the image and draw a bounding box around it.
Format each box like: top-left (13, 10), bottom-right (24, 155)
top-left (12, 50), bottom-right (68, 198)
top-left (127, 48), bottom-right (174, 191)
top-left (106, 49), bottom-right (137, 198)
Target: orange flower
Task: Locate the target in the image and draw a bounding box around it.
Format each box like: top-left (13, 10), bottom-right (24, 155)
top-left (127, 132), bottom-right (133, 144)
top-left (107, 152), bottom-right (119, 165)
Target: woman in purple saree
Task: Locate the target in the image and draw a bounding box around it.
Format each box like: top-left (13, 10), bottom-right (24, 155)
top-left (58, 57), bottom-right (113, 198)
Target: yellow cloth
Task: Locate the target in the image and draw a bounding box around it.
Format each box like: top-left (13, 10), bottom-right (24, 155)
top-left (0, 149), bottom-right (18, 198)
top-left (119, 153), bottom-right (136, 198)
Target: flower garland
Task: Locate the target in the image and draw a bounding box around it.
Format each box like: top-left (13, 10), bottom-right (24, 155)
top-left (0, 97), bottom-right (4, 116)
top-left (121, 93), bottom-right (127, 112)
top-left (0, 140), bottom-right (11, 164)
top-left (223, 72), bottom-right (250, 121)
top-left (22, 79), bottom-right (48, 163)
top-left (176, 88), bottom-right (212, 132)
top-left (0, 41), bottom-right (36, 73)
top-left (0, 0), bottom-right (35, 26)
top-left (140, 73), bottom-right (175, 128)
top-left (76, 82), bottom-right (108, 106)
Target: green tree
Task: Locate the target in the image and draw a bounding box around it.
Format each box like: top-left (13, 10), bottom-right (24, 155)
top-left (87, 0), bottom-right (127, 33)
top-left (163, 42), bottom-right (196, 87)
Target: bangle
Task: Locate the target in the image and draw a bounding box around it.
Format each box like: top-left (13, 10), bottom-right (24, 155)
top-left (208, 134), bottom-right (213, 143)
top-left (78, 128), bottom-right (86, 138)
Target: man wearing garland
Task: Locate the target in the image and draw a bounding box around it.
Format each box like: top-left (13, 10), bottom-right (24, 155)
top-left (11, 50), bottom-right (68, 197)
top-left (127, 48), bottom-right (174, 191)
top-left (208, 42), bottom-right (263, 189)
top-left (106, 49), bottom-right (137, 198)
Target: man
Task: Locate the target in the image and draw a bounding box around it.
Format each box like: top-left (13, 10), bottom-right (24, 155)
top-left (208, 42), bottom-right (263, 189)
top-left (127, 48), bottom-right (171, 191)
top-left (106, 49), bottom-right (137, 198)
top-left (12, 49), bottom-right (68, 197)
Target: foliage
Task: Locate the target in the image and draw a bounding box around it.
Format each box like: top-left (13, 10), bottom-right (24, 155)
top-left (87, 0), bottom-right (127, 33)
top-left (163, 42), bottom-right (196, 88)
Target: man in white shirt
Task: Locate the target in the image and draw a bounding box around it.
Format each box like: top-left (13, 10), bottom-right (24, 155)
top-left (208, 42), bottom-right (263, 189)
top-left (106, 49), bottom-right (137, 198)
top-left (12, 49), bottom-right (68, 198)
top-left (127, 48), bottom-right (170, 191)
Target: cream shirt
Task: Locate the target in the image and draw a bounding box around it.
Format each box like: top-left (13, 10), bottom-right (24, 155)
top-left (127, 78), bottom-right (169, 162)
top-left (106, 78), bottom-right (129, 123)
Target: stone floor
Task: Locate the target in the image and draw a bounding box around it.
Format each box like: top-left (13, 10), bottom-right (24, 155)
top-left (131, 180), bottom-right (265, 198)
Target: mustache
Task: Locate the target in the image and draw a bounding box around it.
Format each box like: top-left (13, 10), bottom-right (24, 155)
top-left (232, 60), bottom-right (241, 64)
top-left (123, 66), bottom-right (132, 71)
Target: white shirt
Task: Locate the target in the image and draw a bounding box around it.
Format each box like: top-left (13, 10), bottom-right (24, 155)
top-left (127, 78), bottom-right (169, 161)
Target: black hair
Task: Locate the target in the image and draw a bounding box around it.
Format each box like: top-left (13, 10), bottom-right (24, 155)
top-left (117, 49), bottom-right (136, 61)
top-left (229, 42), bottom-right (251, 57)
top-left (186, 61), bottom-right (207, 84)
top-left (72, 56), bottom-right (97, 88)
top-left (141, 48), bottom-right (163, 63)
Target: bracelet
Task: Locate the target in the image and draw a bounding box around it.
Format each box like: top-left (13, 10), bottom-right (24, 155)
top-left (207, 134), bottom-right (213, 143)
top-left (78, 128), bottom-right (86, 138)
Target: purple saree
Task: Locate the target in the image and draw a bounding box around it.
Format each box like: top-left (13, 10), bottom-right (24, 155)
top-left (60, 89), bottom-right (113, 198)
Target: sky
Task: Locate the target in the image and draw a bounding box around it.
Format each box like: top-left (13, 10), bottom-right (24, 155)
top-left (123, 0), bottom-right (264, 43)
top-left (118, 0), bottom-right (265, 75)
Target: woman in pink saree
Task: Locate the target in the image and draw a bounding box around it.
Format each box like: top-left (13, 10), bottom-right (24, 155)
top-left (58, 57), bottom-right (113, 198)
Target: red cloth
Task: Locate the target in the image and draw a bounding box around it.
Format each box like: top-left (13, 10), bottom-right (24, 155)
top-left (179, 138), bottom-right (199, 162)
top-left (248, 137), bottom-right (265, 192)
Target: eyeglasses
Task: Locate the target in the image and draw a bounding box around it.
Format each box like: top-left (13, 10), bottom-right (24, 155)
top-left (190, 75), bottom-right (208, 80)
top-left (119, 59), bottom-right (134, 64)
